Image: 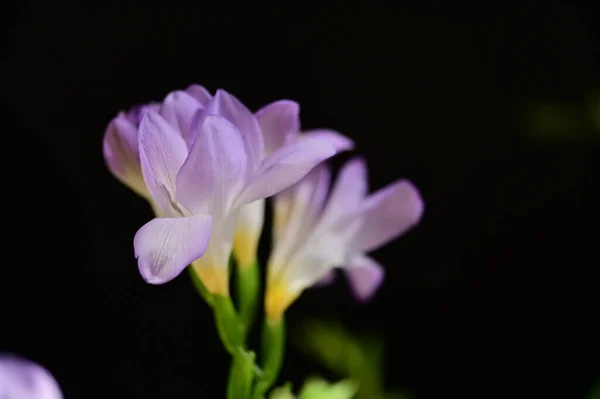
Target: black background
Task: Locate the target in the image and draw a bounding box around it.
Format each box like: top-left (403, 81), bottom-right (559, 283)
top-left (1, 2), bottom-right (599, 398)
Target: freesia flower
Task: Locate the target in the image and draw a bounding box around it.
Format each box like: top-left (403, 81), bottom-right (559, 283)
top-left (0, 355), bottom-right (63, 399)
top-left (265, 158), bottom-right (424, 320)
top-left (132, 90), bottom-right (339, 294)
top-left (232, 100), bottom-right (354, 269)
top-left (102, 84), bottom-right (212, 209)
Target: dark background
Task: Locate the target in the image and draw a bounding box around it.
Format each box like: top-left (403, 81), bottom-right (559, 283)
top-left (1, 2), bottom-right (599, 398)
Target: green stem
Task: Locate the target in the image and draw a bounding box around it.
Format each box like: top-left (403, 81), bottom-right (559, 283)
top-left (212, 295), bottom-right (245, 354)
top-left (235, 259), bottom-right (261, 333)
top-left (253, 317), bottom-right (286, 399)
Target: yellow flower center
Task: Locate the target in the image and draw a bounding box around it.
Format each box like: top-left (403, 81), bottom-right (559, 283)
top-left (265, 280), bottom-right (301, 321)
top-left (232, 229), bottom-right (256, 270)
top-left (191, 260), bottom-right (229, 296)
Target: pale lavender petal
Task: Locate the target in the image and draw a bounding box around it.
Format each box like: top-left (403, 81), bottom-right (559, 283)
top-left (176, 115), bottom-right (247, 216)
top-left (237, 137), bottom-right (336, 205)
top-left (134, 215), bottom-right (212, 284)
top-left (203, 89), bottom-right (263, 171)
top-left (353, 180), bottom-right (424, 252)
top-left (102, 113), bottom-right (148, 197)
top-left (185, 84), bottom-right (212, 106)
top-left (138, 112), bottom-right (189, 216)
top-left (160, 90), bottom-right (204, 146)
top-left (314, 269), bottom-right (336, 287)
top-left (0, 355), bottom-right (63, 399)
top-left (302, 129), bottom-right (355, 152)
top-left (271, 164), bottom-right (332, 264)
top-left (255, 100), bottom-right (300, 154)
top-left (318, 157), bottom-right (368, 228)
top-left (345, 255), bottom-right (385, 301)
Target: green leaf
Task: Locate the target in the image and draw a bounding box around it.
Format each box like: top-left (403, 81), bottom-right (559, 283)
top-left (586, 380), bottom-right (600, 399)
top-left (269, 383), bottom-right (295, 399)
top-left (253, 317), bottom-right (286, 399)
top-left (227, 347), bottom-right (257, 399)
top-left (295, 321), bottom-right (383, 399)
top-left (235, 259), bottom-right (261, 333)
top-left (298, 377), bottom-right (358, 399)
top-left (213, 295), bottom-right (245, 354)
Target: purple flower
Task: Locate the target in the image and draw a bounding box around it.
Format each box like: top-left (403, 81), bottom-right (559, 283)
top-left (102, 84), bottom-right (211, 206)
top-left (0, 355), bottom-right (63, 399)
top-left (131, 90), bottom-right (339, 294)
top-left (232, 100), bottom-right (354, 268)
top-left (265, 158), bottom-right (424, 320)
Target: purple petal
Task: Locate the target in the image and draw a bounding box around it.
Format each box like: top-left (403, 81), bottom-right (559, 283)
top-left (314, 269), bottom-right (336, 287)
top-left (176, 115), bottom-right (248, 216)
top-left (238, 136), bottom-right (336, 205)
top-left (160, 90), bottom-right (204, 146)
top-left (345, 255), bottom-right (385, 301)
top-left (318, 157), bottom-right (368, 228)
top-left (203, 89), bottom-right (263, 172)
top-left (354, 180), bottom-right (424, 252)
top-left (134, 215), bottom-right (212, 284)
top-left (185, 84), bottom-right (212, 106)
top-left (0, 355), bottom-right (63, 399)
top-left (302, 129), bottom-right (355, 152)
top-left (138, 112), bottom-right (189, 216)
top-left (255, 100), bottom-right (300, 155)
top-left (126, 103), bottom-right (161, 126)
top-left (103, 113), bottom-right (148, 198)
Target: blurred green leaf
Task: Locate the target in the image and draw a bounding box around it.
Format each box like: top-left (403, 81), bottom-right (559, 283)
top-left (298, 377), bottom-right (358, 399)
top-left (586, 380), bottom-right (600, 399)
top-left (269, 383), bottom-right (295, 399)
top-left (524, 103), bottom-right (591, 141)
top-left (295, 320), bottom-right (391, 399)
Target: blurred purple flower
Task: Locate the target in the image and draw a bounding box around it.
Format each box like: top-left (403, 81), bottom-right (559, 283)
top-left (0, 355), bottom-right (62, 399)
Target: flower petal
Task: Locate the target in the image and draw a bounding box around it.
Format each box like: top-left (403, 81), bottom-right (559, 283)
top-left (269, 164), bottom-right (331, 276)
top-left (160, 90), bottom-right (204, 146)
top-left (314, 269), bottom-right (336, 287)
top-left (255, 100), bottom-right (300, 155)
top-left (126, 103), bottom-right (161, 126)
top-left (302, 129), bottom-right (354, 152)
top-left (138, 112), bottom-right (189, 216)
top-left (238, 137), bottom-right (336, 206)
top-left (176, 115), bottom-right (248, 216)
top-left (134, 215), bottom-right (212, 284)
top-left (185, 84), bottom-right (212, 106)
top-left (233, 198), bottom-right (265, 267)
top-left (353, 179), bottom-right (424, 252)
top-left (203, 89), bottom-right (263, 171)
top-left (345, 255), bottom-right (385, 301)
top-left (318, 157), bottom-right (368, 229)
top-left (103, 113), bottom-right (149, 198)
top-left (0, 355), bottom-right (63, 399)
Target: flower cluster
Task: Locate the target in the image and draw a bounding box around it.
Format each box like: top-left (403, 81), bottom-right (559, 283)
top-left (0, 85), bottom-right (423, 399)
top-left (102, 85), bottom-right (423, 398)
